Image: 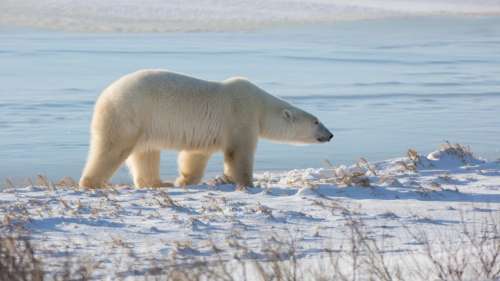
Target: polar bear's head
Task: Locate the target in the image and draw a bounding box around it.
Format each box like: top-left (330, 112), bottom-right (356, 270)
top-left (225, 78), bottom-right (333, 144)
top-left (281, 107), bottom-right (333, 144)
top-left (260, 101), bottom-right (333, 145)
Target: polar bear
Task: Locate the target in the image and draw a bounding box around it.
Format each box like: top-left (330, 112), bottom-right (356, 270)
top-left (79, 69), bottom-right (333, 188)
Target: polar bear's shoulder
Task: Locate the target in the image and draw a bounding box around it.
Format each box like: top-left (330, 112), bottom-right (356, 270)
top-left (223, 76), bottom-right (257, 90)
top-left (222, 76), bottom-right (264, 96)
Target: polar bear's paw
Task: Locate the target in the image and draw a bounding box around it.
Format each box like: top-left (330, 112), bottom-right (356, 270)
top-left (79, 177), bottom-right (107, 189)
top-left (135, 178), bottom-right (173, 188)
top-left (175, 176), bottom-right (202, 187)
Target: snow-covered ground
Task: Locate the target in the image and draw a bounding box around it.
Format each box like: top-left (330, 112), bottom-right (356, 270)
top-left (1, 143), bottom-right (499, 279)
top-left (2, 0), bottom-right (500, 32)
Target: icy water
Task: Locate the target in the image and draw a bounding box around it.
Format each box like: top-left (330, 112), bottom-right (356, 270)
top-left (1, 17), bottom-right (500, 182)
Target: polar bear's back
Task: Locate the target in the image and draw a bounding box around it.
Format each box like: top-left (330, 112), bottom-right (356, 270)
top-left (104, 69), bottom-right (223, 103)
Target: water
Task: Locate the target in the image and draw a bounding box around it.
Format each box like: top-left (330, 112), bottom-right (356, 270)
top-left (1, 16), bottom-right (500, 182)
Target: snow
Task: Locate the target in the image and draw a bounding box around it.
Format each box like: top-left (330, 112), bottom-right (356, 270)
top-left (1, 144), bottom-right (499, 279)
top-left (1, 0), bottom-right (500, 32)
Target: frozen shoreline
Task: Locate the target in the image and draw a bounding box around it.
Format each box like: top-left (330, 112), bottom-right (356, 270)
top-left (1, 143), bottom-right (499, 279)
top-left (2, 0), bottom-right (500, 32)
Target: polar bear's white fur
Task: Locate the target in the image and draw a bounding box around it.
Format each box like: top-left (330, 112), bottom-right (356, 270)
top-left (79, 69), bottom-right (333, 188)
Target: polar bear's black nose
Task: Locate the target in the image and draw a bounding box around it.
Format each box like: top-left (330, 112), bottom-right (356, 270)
top-left (317, 133), bottom-right (334, 142)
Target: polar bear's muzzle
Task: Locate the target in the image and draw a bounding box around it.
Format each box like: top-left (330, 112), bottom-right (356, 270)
top-left (316, 123), bottom-right (334, 143)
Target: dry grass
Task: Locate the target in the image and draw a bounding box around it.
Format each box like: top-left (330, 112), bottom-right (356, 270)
top-left (3, 178), bottom-right (15, 190)
top-left (0, 236), bottom-right (43, 281)
top-left (357, 157), bottom-right (377, 176)
top-left (3, 207), bottom-right (498, 281)
top-left (406, 214), bottom-right (500, 281)
top-left (332, 165), bottom-right (371, 188)
top-left (139, 212), bottom-right (500, 281)
top-left (35, 175), bottom-right (54, 191)
top-left (0, 236), bottom-right (98, 281)
top-left (439, 142), bottom-right (473, 163)
top-left (321, 159), bottom-right (372, 187)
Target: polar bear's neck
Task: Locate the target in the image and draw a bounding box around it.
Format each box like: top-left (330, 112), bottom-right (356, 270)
top-left (258, 96), bottom-right (296, 143)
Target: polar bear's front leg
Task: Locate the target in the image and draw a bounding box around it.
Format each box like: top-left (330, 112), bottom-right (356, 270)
top-left (127, 150), bottom-right (171, 187)
top-left (175, 151), bottom-right (211, 186)
top-left (223, 139), bottom-right (257, 188)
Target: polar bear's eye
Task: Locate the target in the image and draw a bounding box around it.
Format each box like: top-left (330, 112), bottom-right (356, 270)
top-left (314, 120), bottom-right (319, 125)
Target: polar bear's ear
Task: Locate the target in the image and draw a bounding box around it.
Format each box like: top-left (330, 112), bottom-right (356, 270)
top-left (282, 109), bottom-right (293, 122)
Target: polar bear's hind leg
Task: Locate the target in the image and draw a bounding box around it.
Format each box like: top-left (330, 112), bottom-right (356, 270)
top-left (79, 135), bottom-right (136, 188)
